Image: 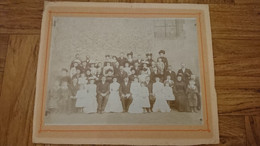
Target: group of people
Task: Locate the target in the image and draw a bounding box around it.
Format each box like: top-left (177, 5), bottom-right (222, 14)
top-left (46, 50), bottom-right (201, 115)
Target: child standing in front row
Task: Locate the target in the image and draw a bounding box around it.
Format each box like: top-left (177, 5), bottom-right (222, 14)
top-left (139, 82), bottom-right (150, 113)
top-left (163, 82), bottom-right (175, 111)
top-left (186, 80), bottom-right (199, 113)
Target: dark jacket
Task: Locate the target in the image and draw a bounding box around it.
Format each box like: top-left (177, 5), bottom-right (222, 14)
top-left (97, 82), bottom-right (110, 95)
top-left (119, 81), bottom-right (131, 96)
top-left (164, 71), bottom-right (177, 82)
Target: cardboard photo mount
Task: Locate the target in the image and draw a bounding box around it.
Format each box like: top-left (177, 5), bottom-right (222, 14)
top-left (33, 2), bottom-right (219, 145)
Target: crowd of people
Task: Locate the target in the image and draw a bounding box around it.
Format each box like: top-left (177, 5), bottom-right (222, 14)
top-left (46, 50), bottom-right (201, 115)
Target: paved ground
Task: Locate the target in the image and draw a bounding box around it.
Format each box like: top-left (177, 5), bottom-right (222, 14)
top-left (45, 110), bottom-right (203, 125)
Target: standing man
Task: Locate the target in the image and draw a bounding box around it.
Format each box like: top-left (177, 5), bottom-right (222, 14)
top-left (96, 76), bottom-right (110, 114)
top-left (117, 52), bottom-right (127, 67)
top-left (158, 50), bottom-right (168, 72)
top-left (144, 76), bottom-right (154, 112)
top-left (164, 65), bottom-right (177, 82)
top-left (119, 77), bottom-right (133, 113)
top-left (177, 63), bottom-right (192, 84)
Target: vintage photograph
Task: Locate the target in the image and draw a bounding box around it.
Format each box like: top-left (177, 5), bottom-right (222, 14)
top-left (44, 16), bottom-right (203, 125)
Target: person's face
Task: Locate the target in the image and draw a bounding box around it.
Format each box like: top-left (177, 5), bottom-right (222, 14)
top-left (148, 56), bottom-right (151, 59)
top-left (181, 64), bottom-right (185, 68)
top-left (125, 63), bottom-right (129, 67)
top-left (159, 53), bottom-right (164, 57)
top-left (102, 77), bottom-right (106, 82)
top-left (127, 55), bottom-right (132, 59)
top-left (177, 76), bottom-right (182, 81)
top-left (167, 76), bottom-right (171, 80)
top-left (131, 70), bottom-right (135, 74)
top-left (72, 78), bottom-right (77, 84)
top-left (134, 63), bottom-right (139, 67)
top-left (74, 62), bottom-right (78, 67)
top-left (155, 78), bottom-right (160, 82)
top-left (158, 58), bottom-right (162, 62)
top-left (86, 71), bottom-right (90, 75)
top-left (124, 77), bottom-right (129, 82)
top-left (113, 78), bottom-right (117, 82)
top-left (115, 62), bottom-right (119, 66)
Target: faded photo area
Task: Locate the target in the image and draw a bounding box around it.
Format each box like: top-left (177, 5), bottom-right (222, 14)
top-left (44, 17), bottom-right (203, 125)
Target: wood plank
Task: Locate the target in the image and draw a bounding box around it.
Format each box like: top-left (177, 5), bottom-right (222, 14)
top-left (245, 116), bottom-right (260, 146)
top-left (0, 72), bottom-right (3, 96)
top-left (210, 4), bottom-right (260, 39)
top-left (213, 39), bottom-right (260, 76)
top-left (209, 116), bottom-right (246, 146)
top-left (235, 0), bottom-right (260, 5)
top-left (217, 89), bottom-right (260, 115)
top-left (0, 35), bottom-right (39, 146)
top-left (0, 35), bottom-right (9, 72)
top-left (215, 76), bottom-right (260, 89)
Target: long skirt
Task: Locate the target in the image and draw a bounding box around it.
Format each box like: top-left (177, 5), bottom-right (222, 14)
top-left (175, 92), bottom-right (189, 112)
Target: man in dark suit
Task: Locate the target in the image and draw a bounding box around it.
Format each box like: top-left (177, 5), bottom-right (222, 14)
top-left (117, 52), bottom-right (128, 67)
top-left (134, 54), bottom-right (144, 67)
top-left (119, 77), bottom-right (133, 112)
top-left (117, 66), bottom-right (128, 83)
top-left (164, 65), bottom-right (177, 82)
top-left (144, 76), bottom-right (154, 112)
top-left (96, 76), bottom-right (110, 114)
top-left (150, 67), bottom-right (163, 82)
top-left (177, 63), bottom-right (193, 84)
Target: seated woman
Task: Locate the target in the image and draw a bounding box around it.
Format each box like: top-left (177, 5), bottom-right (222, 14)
top-left (103, 62), bottom-right (114, 76)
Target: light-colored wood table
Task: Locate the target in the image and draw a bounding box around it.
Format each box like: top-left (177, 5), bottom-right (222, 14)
top-left (0, 0), bottom-right (260, 145)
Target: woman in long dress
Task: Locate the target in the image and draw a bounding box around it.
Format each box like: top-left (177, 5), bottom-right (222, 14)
top-left (152, 77), bottom-right (171, 112)
top-left (75, 84), bottom-right (87, 112)
top-left (174, 75), bottom-right (188, 112)
top-left (83, 79), bottom-right (98, 113)
top-left (139, 82), bottom-right (150, 113)
top-left (128, 77), bottom-right (143, 113)
top-left (105, 77), bottom-right (123, 113)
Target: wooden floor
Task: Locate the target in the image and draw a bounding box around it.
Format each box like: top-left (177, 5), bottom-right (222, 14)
top-left (0, 0), bottom-right (260, 146)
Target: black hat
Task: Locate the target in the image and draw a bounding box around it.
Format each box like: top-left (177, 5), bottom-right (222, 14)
top-left (105, 55), bottom-right (111, 57)
top-left (127, 52), bottom-right (133, 56)
top-left (146, 53), bottom-right (152, 57)
top-left (159, 50), bottom-right (165, 54)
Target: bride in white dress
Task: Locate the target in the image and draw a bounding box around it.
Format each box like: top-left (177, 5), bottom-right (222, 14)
top-left (83, 79), bottom-right (97, 113)
top-left (128, 77), bottom-right (143, 113)
top-left (152, 77), bottom-right (171, 112)
top-left (105, 77), bottom-right (123, 113)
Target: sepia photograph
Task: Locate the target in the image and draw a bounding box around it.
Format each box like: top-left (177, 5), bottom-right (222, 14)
top-left (44, 16), bottom-right (203, 125)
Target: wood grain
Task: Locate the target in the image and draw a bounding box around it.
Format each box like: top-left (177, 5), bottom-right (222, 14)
top-left (245, 116), bottom-right (260, 146)
top-left (0, 35), bottom-right (39, 146)
top-left (0, 0), bottom-right (259, 146)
